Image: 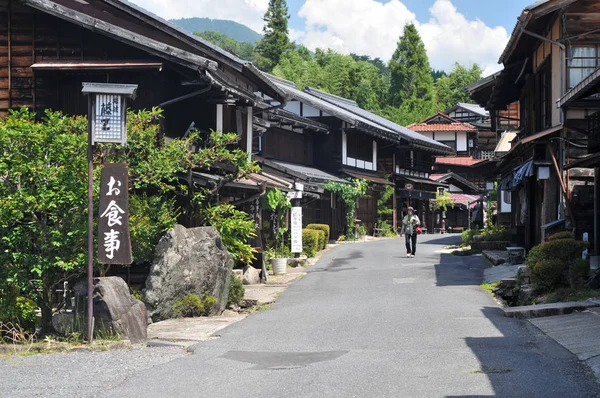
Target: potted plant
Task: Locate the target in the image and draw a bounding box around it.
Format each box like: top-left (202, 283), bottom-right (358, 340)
top-left (262, 188), bottom-right (292, 275)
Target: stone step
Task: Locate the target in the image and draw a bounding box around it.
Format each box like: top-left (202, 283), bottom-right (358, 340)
top-left (504, 301), bottom-right (600, 319)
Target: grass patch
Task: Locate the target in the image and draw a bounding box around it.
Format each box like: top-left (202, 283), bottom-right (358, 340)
top-left (541, 288), bottom-right (600, 304)
top-left (250, 304), bottom-right (272, 313)
top-left (480, 282), bottom-right (501, 296)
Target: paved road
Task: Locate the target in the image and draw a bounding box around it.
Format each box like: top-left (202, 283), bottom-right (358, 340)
top-left (108, 235), bottom-right (599, 397)
top-left (2, 235), bottom-right (599, 397)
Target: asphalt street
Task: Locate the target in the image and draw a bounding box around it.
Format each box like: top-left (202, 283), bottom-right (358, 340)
top-left (104, 234), bottom-right (600, 398)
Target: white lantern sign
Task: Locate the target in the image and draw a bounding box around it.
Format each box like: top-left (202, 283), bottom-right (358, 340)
top-left (82, 83), bottom-right (138, 145)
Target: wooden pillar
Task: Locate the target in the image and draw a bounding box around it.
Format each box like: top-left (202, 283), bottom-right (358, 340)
top-left (392, 188), bottom-right (397, 231)
top-left (246, 106), bottom-right (253, 161)
top-left (216, 104), bottom-right (223, 134)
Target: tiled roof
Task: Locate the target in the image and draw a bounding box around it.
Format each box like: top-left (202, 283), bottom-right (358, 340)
top-left (435, 157), bottom-right (483, 166)
top-left (302, 88), bottom-right (453, 155)
top-left (272, 161), bottom-right (347, 184)
top-left (269, 76), bottom-right (400, 142)
top-left (450, 193), bottom-right (480, 208)
top-left (407, 122), bottom-right (477, 132)
top-left (427, 172), bottom-right (480, 193)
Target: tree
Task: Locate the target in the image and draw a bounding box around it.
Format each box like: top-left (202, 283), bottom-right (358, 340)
top-left (254, 0), bottom-right (294, 72)
top-left (0, 107), bottom-right (258, 333)
top-left (273, 48), bottom-right (389, 112)
top-left (435, 63), bottom-right (483, 111)
top-left (324, 179), bottom-right (369, 238)
top-left (388, 24), bottom-right (435, 124)
top-left (196, 31), bottom-right (256, 62)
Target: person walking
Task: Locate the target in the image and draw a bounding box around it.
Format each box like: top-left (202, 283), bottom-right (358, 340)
top-left (401, 206), bottom-right (421, 257)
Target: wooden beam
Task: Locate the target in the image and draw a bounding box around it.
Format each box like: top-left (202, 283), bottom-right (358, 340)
top-left (21, 0), bottom-right (218, 72)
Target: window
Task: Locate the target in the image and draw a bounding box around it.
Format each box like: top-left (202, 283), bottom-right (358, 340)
top-left (568, 46), bottom-right (600, 89)
top-left (438, 140), bottom-right (456, 151)
top-left (347, 133), bottom-right (373, 161)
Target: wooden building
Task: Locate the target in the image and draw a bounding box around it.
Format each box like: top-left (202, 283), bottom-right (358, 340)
top-left (408, 113), bottom-right (478, 158)
top-left (265, 76), bottom-right (453, 235)
top-left (429, 173), bottom-right (482, 231)
top-left (468, 0), bottom-right (600, 251)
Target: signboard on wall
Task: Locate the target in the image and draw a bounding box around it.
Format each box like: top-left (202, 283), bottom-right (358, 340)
top-left (291, 206), bottom-right (303, 253)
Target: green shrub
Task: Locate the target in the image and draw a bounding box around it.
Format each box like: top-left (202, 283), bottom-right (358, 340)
top-left (462, 229), bottom-right (480, 244)
top-left (526, 238), bottom-right (589, 292)
top-left (481, 226), bottom-right (510, 242)
top-left (306, 224), bottom-right (330, 245)
top-left (0, 287), bottom-right (38, 332)
top-left (173, 293), bottom-right (217, 317)
top-left (571, 258), bottom-right (590, 285)
top-left (532, 259), bottom-right (568, 291)
top-left (129, 287), bottom-right (142, 301)
top-left (377, 220), bottom-right (396, 237)
top-left (355, 224), bottom-right (368, 238)
top-left (315, 230), bottom-right (326, 250)
top-left (227, 274), bottom-right (245, 308)
top-left (302, 229), bottom-right (320, 257)
top-left (547, 231), bottom-right (575, 241)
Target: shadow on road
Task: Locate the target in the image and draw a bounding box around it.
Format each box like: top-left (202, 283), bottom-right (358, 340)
top-left (433, 251), bottom-right (600, 397)
top-left (434, 253), bottom-right (487, 286)
top-left (422, 234), bottom-right (463, 246)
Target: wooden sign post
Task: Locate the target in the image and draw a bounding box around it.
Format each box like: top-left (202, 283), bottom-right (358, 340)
top-left (82, 83), bottom-right (137, 343)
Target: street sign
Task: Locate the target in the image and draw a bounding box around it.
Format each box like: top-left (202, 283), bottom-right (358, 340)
top-left (287, 191), bottom-right (303, 200)
top-left (291, 206), bottom-right (302, 253)
top-left (98, 163), bottom-right (133, 264)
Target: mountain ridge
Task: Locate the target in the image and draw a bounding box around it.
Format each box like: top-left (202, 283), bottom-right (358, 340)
top-left (169, 17), bottom-right (262, 44)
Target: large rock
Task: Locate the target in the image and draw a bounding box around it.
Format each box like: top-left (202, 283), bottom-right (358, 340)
top-left (143, 225), bottom-right (234, 322)
top-left (73, 276), bottom-right (147, 343)
top-left (243, 265), bottom-right (261, 285)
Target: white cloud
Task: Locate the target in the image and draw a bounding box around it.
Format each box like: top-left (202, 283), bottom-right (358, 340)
top-left (129, 0), bottom-right (509, 74)
top-left (298, 0), bottom-right (415, 60)
top-left (130, 0), bottom-right (269, 33)
top-left (418, 0), bottom-right (508, 73)
top-left (297, 0), bottom-right (509, 73)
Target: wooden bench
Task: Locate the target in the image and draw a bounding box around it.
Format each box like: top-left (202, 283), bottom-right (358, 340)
top-left (449, 227), bottom-right (465, 233)
top-left (373, 228), bottom-right (384, 237)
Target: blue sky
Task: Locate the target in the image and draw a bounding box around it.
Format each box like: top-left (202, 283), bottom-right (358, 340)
top-left (287, 0), bottom-right (529, 36)
top-left (134, 0), bottom-right (535, 75)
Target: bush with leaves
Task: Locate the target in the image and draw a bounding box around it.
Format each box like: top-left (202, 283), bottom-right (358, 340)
top-left (302, 229), bottom-right (320, 257)
top-left (261, 188), bottom-right (292, 257)
top-left (526, 238), bottom-right (589, 292)
top-left (376, 220), bottom-right (396, 237)
top-left (0, 107), bottom-right (259, 333)
top-left (306, 224), bottom-right (330, 247)
top-left (547, 231), bottom-right (575, 241)
top-left (227, 274), bottom-right (245, 308)
top-left (173, 293), bottom-right (217, 317)
top-left (325, 179), bottom-right (368, 238)
top-left (0, 108), bottom-right (88, 332)
top-left (202, 203), bottom-right (257, 265)
top-left (461, 229), bottom-right (480, 244)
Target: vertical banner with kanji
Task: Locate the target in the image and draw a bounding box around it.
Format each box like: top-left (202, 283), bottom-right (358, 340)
top-left (290, 206), bottom-right (302, 253)
top-left (98, 163), bottom-right (133, 264)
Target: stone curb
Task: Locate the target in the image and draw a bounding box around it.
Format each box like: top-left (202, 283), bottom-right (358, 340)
top-left (504, 300), bottom-right (600, 319)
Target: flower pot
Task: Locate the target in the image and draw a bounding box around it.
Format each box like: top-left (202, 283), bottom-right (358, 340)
top-left (271, 258), bottom-right (288, 275)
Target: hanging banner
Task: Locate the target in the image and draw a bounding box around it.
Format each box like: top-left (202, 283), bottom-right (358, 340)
top-left (98, 163), bottom-right (133, 264)
top-left (291, 206), bottom-right (303, 253)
